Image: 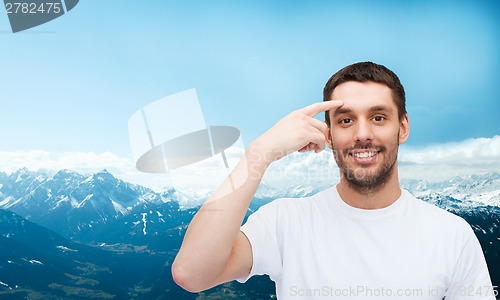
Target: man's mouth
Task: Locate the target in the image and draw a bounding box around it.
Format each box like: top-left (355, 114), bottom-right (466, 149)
top-left (352, 151), bottom-right (378, 158)
top-left (348, 149), bottom-right (380, 163)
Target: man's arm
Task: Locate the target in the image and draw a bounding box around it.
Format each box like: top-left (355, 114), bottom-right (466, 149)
top-left (171, 100), bottom-right (343, 292)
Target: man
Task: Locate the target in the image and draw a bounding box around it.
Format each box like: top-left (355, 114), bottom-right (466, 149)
top-left (172, 62), bottom-right (495, 299)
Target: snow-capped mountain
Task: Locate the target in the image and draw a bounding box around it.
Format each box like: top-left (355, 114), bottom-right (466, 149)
top-left (0, 169), bottom-right (170, 239)
top-left (401, 172), bottom-right (500, 206)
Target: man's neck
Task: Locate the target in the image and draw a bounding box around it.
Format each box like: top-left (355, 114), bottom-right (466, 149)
top-left (336, 171), bottom-right (402, 210)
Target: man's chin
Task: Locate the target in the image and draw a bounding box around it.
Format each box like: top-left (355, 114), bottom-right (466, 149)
top-left (342, 167), bottom-right (379, 182)
top-left (340, 165), bottom-right (395, 193)
top-left (346, 175), bottom-right (381, 187)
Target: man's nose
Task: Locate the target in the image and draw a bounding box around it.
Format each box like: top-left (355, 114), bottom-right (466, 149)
top-left (354, 119), bottom-right (373, 143)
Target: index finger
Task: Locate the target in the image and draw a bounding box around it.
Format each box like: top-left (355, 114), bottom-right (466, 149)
top-left (302, 100), bottom-right (344, 117)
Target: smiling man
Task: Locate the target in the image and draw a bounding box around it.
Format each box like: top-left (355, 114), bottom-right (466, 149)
top-left (172, 62), bottom-right (494, 299)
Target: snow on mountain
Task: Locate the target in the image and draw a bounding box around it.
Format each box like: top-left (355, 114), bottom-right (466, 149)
top-left (401, 172), bottom-right (500, 206)
top-left (159, 187), bottom-right (200, 208)
top-left (80, 200), bottom-right (197, 249)
top-left (0, 169), bottom-right (169, 239)
top-left (0, 168), bottom-right (49, 201)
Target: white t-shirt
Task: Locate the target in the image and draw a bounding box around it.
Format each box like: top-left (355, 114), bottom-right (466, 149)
top-left (238, 186), bottom-right (495, 300)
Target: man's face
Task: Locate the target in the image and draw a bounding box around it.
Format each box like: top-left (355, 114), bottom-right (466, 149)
top-left (326, 81), bottom-right (409, 193)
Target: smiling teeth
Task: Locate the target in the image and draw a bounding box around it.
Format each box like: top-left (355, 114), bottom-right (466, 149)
top-left (353, 151), bottom-right (377, 158)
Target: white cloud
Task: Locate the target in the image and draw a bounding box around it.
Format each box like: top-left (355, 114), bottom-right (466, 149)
top-left (0, 150), bottom-right (128, 173)
top-left (1, 136), bottom-right (498, 193)
top-left (400, 136), bottom-right (500, 165)
top-left (398, 135), bottom-right (500, 181)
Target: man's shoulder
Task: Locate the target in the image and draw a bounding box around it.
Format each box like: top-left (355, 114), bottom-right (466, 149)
top-left (404, 190), bottom-right (472, 233)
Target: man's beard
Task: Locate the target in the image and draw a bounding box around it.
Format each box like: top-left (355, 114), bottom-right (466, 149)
top-left (333, 136), bottom-right (399, 195)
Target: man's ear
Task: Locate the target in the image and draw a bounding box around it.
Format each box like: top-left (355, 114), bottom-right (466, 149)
top-left (325, 122), bottom-right (333, 149)
top-left (398, 114), bottom-right (410, 145)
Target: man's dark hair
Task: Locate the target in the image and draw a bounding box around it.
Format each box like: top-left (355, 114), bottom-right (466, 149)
top-left (323, 61), bottom-right (406, 125)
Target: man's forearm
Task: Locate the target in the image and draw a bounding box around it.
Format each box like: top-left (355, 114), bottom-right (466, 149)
top-left (172, 140), bottom-right (270, 290)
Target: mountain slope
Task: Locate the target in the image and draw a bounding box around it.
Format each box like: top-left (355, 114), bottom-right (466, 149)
top-left (0, 209), bottom-right (130, 299)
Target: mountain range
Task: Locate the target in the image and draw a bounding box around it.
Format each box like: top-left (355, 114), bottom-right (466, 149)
top-left (401, 172), bottom-right (500, 207)
top-left (0, 168), bottom-right (499, 299)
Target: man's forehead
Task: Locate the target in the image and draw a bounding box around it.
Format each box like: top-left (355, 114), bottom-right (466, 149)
top-left (329, 81), bottom-right (396, 115)
top-left (330, 81), bottom-right (392, 98)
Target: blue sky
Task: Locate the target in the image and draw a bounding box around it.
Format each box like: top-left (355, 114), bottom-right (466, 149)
top-left (0, 1), bottom-right (499, 187)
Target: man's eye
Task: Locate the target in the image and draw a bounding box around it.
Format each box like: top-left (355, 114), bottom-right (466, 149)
top-left (340, 118), bottom-right (353, 124)
top-left (373, 116), bottom-right (385, 122)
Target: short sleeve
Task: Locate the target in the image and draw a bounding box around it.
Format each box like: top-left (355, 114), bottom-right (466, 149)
top-left (236, 201), bottom-right (283, 283)
top-left (444, 225), bottom-right (496, 300)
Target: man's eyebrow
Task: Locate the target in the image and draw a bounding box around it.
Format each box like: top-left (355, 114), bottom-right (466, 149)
top-left (333, 107), bottom-right (352, 117)
top-left (332, 105), bottom-right (393, 117)
top-left (369, 105), bottom-right (393, 113)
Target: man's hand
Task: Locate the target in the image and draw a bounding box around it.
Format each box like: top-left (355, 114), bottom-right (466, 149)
top-left (253, 100), bottom-right (344, 162)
